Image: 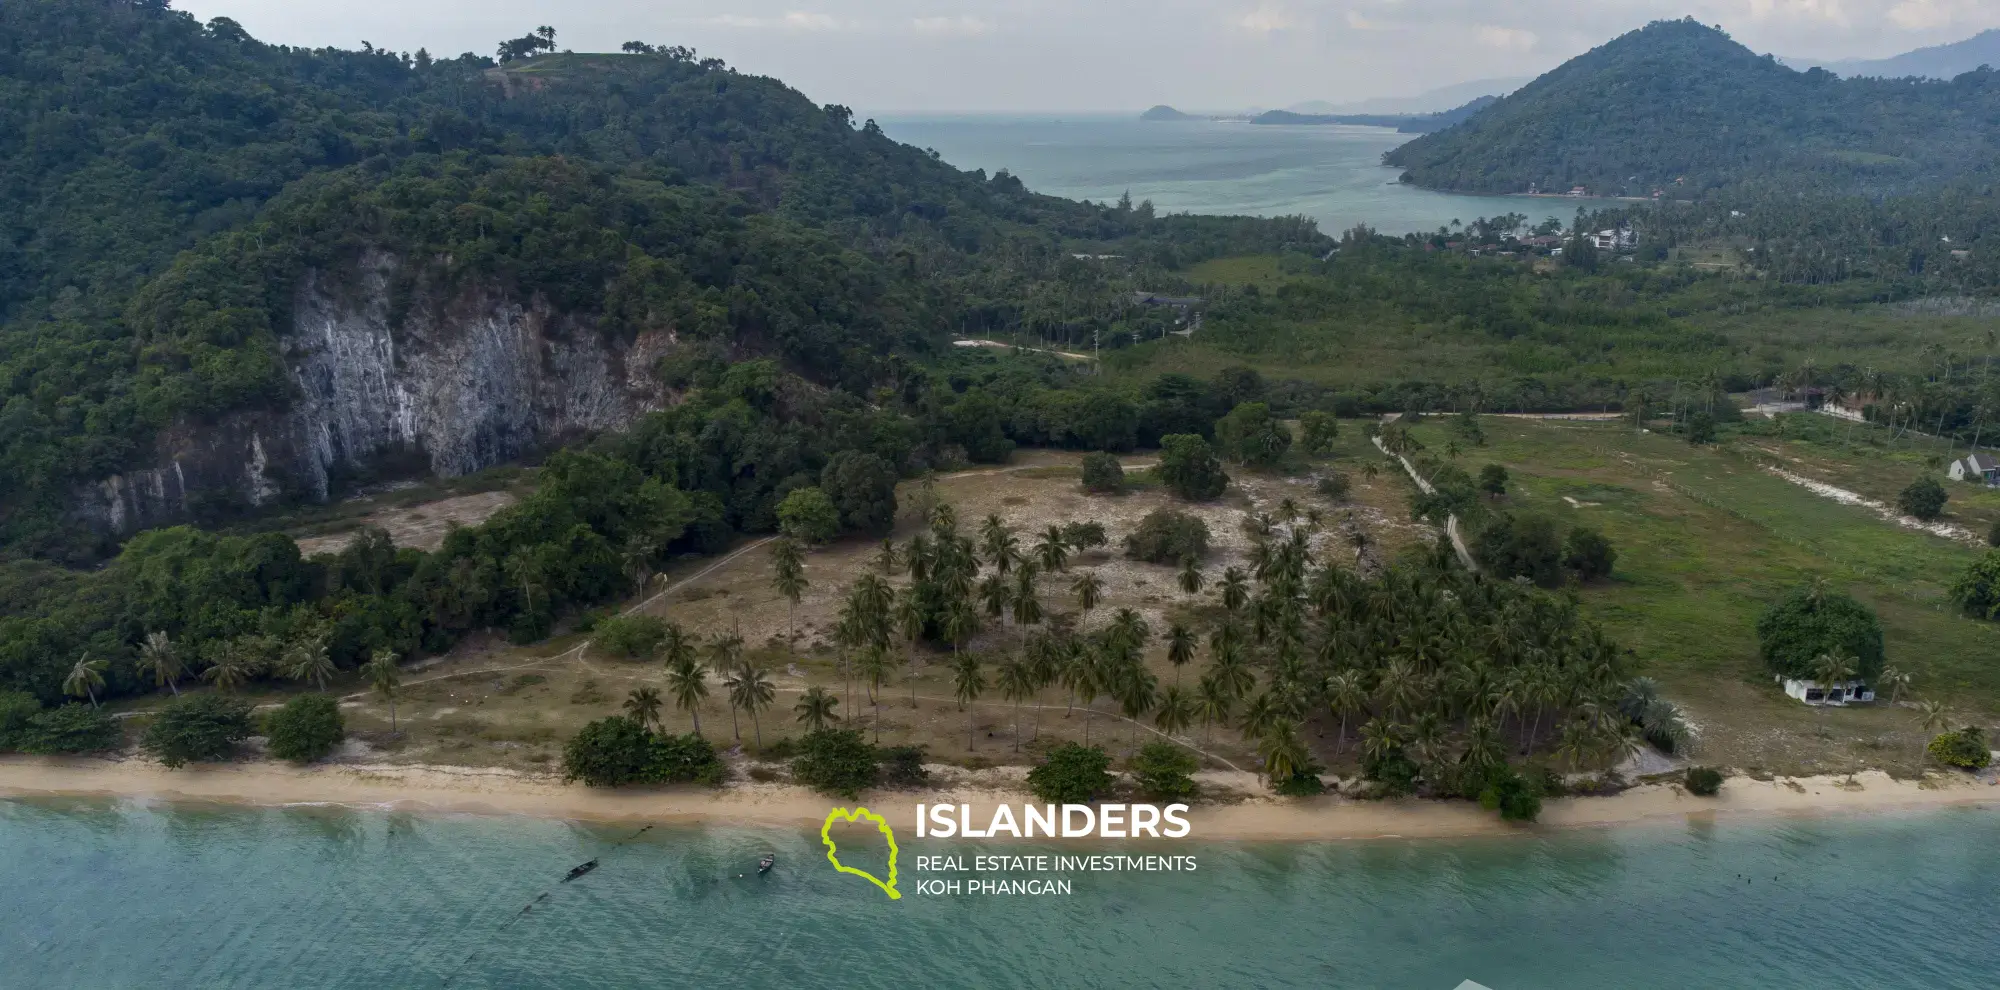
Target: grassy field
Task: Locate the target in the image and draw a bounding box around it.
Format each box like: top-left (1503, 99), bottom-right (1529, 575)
top-left (1392, 414), bottom-right (2000, 775)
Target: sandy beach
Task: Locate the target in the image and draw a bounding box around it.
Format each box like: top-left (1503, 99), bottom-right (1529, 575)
top-left (3, 756), bottom-right (1995, 839)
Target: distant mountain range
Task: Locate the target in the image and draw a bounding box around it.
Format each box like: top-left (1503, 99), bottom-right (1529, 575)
top-left (1250, 96), bottom-right (1499, 134)
top-left (1287, 78), bottom-right (1530, 115)
top-left (1383, 18), bottom-right (2000, 197)
top-left (1783, 29), bottom-right (2000, 80)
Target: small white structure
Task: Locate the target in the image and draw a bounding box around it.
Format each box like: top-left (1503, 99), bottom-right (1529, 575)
top-left (1779, 676), bottom-right (1875, 706)
top-left (1947, 452), bottom-right (2000, 486)
top-left (1589, 228), bottom-right (1638, 251)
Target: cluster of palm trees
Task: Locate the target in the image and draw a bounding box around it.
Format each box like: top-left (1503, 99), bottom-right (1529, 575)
top-left (1775, 353), bottom-right (2000, 454)
top-left (622, 623), bottom-right (779, 749)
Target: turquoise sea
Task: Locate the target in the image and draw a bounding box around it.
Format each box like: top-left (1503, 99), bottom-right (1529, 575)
top-left (5, 798), bottom-right (1998, 988)
top-left (876, 116), bottom-right (1585, 237)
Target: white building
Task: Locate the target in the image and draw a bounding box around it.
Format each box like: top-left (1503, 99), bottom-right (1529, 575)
top-left (1779, 676), bottom-right (1875, 706)
top-left (1589, 228), bottom-right (1638, 251)
top-left (1947, 452), bottom-right (2000, 486)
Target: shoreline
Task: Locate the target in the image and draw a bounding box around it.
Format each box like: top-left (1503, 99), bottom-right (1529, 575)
top-left (4, 757), bottom-right (1997, 840)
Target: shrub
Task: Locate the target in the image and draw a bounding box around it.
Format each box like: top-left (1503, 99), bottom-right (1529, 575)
top-left (20, 705), bottom-right (121, 755)
top-left (594, 614), bottom-right (667, 659)
top-left (1685, 766), bottom-right (1724, 796)
top-left (1898, 476), bottom-right (1948, 521)
top-left (1989, 520), bottom-right (2000, 548)
top-left (142, 695), bottom-right (255, 768)
top-left (1563, 526), bottom-right (1617, 582)
top-left (1215, 402), bottom-right (1293, 469)
top-left (1129, 741), bottom-right (1199, 800)
top-left (1316, 472), bottom-right (1351, 501)
top-left (1080, 452), bottom-right (1126, 494)
top-left (1927, 727), bottom-right (1992, 770)
top-left (562, 717), bottom-right (725, 787)
top-left (1755, 583), bottom-right (1885, 681)
top-left (792, 729), bottom-right (879, 798)
top-left (0, 691), bottom-right (41, 752)
top-left (821, 451), bottom-right (900, 535)
top-left (1158, 434), bottom-right (1229, 500)
top-left (776, 486), bottom-right (841, 544)
top-left (1027, 743), bottom-right (1114, 803)
top-left (1124, 509), bottom-right (1211, 564)
top-left (1478, 463), bottom-right (1509, 496)
top-left (265, 695), bottom-right (345, 763)
top-left (1685, 411), bottom-right (1716, 444)
top-left (1948, 550), bottom-right (2000, 619)
top-left (1361, 747), bottom-right (1419, 796)
top-left (1473, 512), bottom-right (1564, 587)
top-left (1273, 768), bottom-right (1326, 797)
top-left (1299, 410), bottom-right (1339, 457)
top-left (1477, 767), bottom-right (1544, 822)
top-left (1061, 521), bottom-right (1108, 550)
top-left (877, 745), bottom-right (932, 788)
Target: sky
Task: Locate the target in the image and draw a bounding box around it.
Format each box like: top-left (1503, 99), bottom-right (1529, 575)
top-left (175, 0), bottom-right (2000, 113)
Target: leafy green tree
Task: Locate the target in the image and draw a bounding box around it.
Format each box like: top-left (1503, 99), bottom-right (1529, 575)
top-left (1130, 740), bottom-right (1199, 799)
top-left (1478, 464), bottom-right (1509, 496)
top-left (21, 705), bottom-right (121, 755)
top-left (1756, 582), bottom-right (1886, 682)
top-left (1124, 509), bottom-right (1211, 564)
top-left (1899, 476), bottom-right (1949, 521)
top-left (596, 615), bottom-right (668, 660)
top-left (821, 452), bottom-right (900, 536)
top-left (0, 692), bottom-right (44, 751)
top-left (562, 716), bottom-right (658, 787)
top-left (1215, 402), bottom-right (1293, 469)
top-left (1562, 526), bottom-right (1617, 582)
top-left (1027, 742), bottom-right (1114, 803)
top-left (1158, 434), bottom-right (1230, 500)
top-left (777, 487), bottom-right (842, 545)
top-left (1928, 726), bottom-right (1993, 769)
top-left (1298, 411), bottom-right (1339, 457)
top-left (1080, 453), bottom-right (1125, 494)
top-left (142, 695), bottom-right (255, 768)
top-left (265, 695), bottom-right (345, 763)
top-left (792, 728), bottom-right (878, 797)
top-left (1685, 411), bottom-right (1717, 445)
top-left (1472, 513), bottom-right (1564, 587)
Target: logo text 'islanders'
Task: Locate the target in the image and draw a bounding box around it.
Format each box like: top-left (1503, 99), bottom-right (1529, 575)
top-left (916, 803), bottom-right (1192, 839)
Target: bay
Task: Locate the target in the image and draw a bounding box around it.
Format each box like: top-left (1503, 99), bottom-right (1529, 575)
top-left (876, 115), bottom-right (1586, 237)
top-left (4, 798), bottom-right (1997, 988)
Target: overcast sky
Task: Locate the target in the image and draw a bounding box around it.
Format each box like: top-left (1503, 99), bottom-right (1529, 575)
top-left (176, 0), bottom-right (2000, 112)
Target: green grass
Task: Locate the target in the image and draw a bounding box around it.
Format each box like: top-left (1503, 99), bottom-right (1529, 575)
top-left (1404, 417), bottom-right (2000, 712)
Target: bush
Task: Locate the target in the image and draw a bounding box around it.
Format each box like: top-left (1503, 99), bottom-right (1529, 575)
top-left (1563, 526), bottom-right (1617, 582)
top-left (1273, 768), bottom-right (1326, 797)
top-left (1129, 741), bottom-right (1199, 800)
top-left (1898, 476), bottom-right (1948, 521)
top-left (1949, 550), bottom-right (2000, 619)
top-left (1927, 727), bottom-right (1992, 770)
top-left (1755, 583), bottom-right (1885, 681)
top-left (1028, 742), bottom-right (1114, 803)
top-left (594, 614), bottom-right (667, 659)
top-left (1158, 434), bottom-right (1229, 500)
top-left (562, 717), bottom-right (725, 787)
top-left (1299, 410), bottom-right (1339, 457)
top-left (1124, 509), bottom-right (1211, 564)
top-left (1989, 520), bottom-right (2000, 548)
top-left (821, 451), bottom-right (900, 536)
top-left (1685, 766), bottom-right (1724, 796)
top-left (21, 704), bottom-right (122, 754)
top-left (1362, 748), bottom-right (1419, 796)
top-left (0, 691), bottom-right (41, 752)
top-left (1473, 512), bottom-right (1564, 587)
top-left (792, 729), bottom-right (879, 798)
top-left (265, 695), bottom-right (345, 763)
top-left (1316, 472), bottom-right (1351, 501)
top-left (1061, 520), bottom-right (1108, 550)
top-left (142, 695), bottom-right (255, 768)
top-left (1685, 411), bottom-right (1716, 444)
top-left (1080, 452), bottom-right (1126, 494)
top-left (877, 745), bottom-right (931, 788)
top-left (1477, 767), bottom-right (1544, 822)
top-left (1478, 463), bottom-right (1509, 496)
top-left (1215, 402), bottom-right (1293, 469)
top-left (776, 486), bottom-right (841, 544)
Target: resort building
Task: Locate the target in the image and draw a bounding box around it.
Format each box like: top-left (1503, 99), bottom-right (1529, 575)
top-left (1947, 452), bottom-right (2000, 486)
top-left (1778, 676), bottom-right (1875, 706)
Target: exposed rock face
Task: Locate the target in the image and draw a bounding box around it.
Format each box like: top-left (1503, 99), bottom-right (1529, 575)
top-left (76, 252), bottom-right (669, 535)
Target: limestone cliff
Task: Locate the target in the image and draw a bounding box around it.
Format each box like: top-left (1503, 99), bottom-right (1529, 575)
top-left (76, 252), bottom-right (670, 534)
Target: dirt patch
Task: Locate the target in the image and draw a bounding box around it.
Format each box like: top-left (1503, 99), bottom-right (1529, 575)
top-left (295, 490), bottom-right (519, 556)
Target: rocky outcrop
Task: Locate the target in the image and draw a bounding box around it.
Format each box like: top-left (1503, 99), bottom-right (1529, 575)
top-left (76, 252), bottom-right (671, 535)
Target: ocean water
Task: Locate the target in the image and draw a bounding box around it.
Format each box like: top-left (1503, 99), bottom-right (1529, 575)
top-left (5, 798), bottom-right (1998, 989)
top-left (877, 115), bottom-right (1577, 237)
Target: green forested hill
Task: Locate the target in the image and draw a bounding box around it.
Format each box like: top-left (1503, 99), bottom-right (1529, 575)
top-left (1384, 18), bottom-right (2000, 197)
top-left (0, 0), bottom-right (1322, 558)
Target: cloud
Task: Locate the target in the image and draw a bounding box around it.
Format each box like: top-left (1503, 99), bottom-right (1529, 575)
top-left (1236, 2), bottom-right (1295, 35)
top-left (1745, 0), bottom-right (1853, 27)
top-left (704, 11), bottom-right (845, 32)
top-left (911, 15), bottom-right (995, 37)
top-left (1885, 0), bottom-right (1975, 30)
top-left (1475, 25), bottom-right (1538, 51)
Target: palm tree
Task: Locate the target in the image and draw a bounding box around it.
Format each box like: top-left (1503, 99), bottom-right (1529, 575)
top-left (1194, 676), bottom-right (1233, 745)
top-left (136, 631), bottom-right (183, 697)
top-left (285, 629), bottom-right (336, 693)
top-left (708, 634), bottom-right (745, 740)
top-left (1154, 685), bottom-right (1194, 741)
top-left (1811, 651), bottom-right (1857, 705)
top-left (1071, 571), bottom-right (1104, 619)
top-left (667, 655), bottom-right (710, 738)
top-left (942, 603), bottom-right (980, 658)
top-left (875, 539), bottom-right (900, 576)
top-left (770, 538), bottom-right (808, 640)
top-left (1555, 719), bottom-right (1592, 771)
top-left (1036, 526), bottom-right (1070, 573)
top-left (1877, 665), bottom-right (1912, 706)
top-left (504, 551), bottom-right (546, 613)
top-left (63, 653), bottom-right (108, 709)
top-left (1325, 671), bottom-right (1367, 754)
top-left (1115, 665), bottom-right (1160, 754)
top-left (952, 653), bottom-right (985, 751)
top-left (859, 647), bottom-right (892, 742)
top-left (728, 672), bottom-right (772, 748)
top-left (1177, 556), bottom-right (1205, 596)
top-left (1258, 721), bottom-right (1310, 786)
top-left (1219, 567), bottom-right (1250, 612)
top-left (1461, 717), bottom-right (1505, 769)
top-left (980, 515), bottom-right (1018, 574)
top-left (363, 649), bottom-right (402, 734)
top-left (1165, 623), bottom-right (1196, 687)
top-left (893, 589), bottom-right (926, 708)
top-left (1359, 717), bottom-right (1401, 765)
top-left (998, 657), bottom-right (1037, 752)
top-left (1238, 691), bottom-right (1283, 743)
top-left (201, 640), bottom-right (263, 694)
top-left (1108, 608), bottom-right (1150, 657)
top-left (795, 685), bottom-right (839, 734)
top-left (623, 687), bottom-right (664, 731)
top-left (1918, 698), bottom-right (1950, 735)
top-left (979, 573), bottom-right (1011, 623)
top-left (1011, 566), bottom-right (1044, 647)
top-left (1208, 652), bottom-right (1256, 701)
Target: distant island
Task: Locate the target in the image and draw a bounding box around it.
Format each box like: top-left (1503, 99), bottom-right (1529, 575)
top-left (1140, 105), bottom-right (1201, 121)
top-left (1250, 96), bottom-right (1499, 134)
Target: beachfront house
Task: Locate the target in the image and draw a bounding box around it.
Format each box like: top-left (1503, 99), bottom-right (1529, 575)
top-left (1947, 453), bottom-right (2000, 486)
top-left (1778, 676), bottom-right (1875, 706)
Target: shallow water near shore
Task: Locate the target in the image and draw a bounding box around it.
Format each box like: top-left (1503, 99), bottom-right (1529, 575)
top-left (4, 798), bottom-right (1997, 989)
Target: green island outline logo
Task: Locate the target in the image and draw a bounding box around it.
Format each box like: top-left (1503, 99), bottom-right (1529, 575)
top-left (820, 806), bottom-right (901, 900)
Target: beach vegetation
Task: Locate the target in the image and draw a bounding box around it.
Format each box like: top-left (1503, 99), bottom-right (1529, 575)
top-left (0, 691), bottom-right (41, 751)
top-left (142, 695), bottom-right (255, 768)
top-left (1685, 766), bottom-right (1724, 796)
top-left (877, 745), bottom-right (931, 788)
top-left (792, 729), bottom-right (879, 798)
top-left (264, 695), bottom-right (345, 764)
top-left (1129, 741), bottom-right (1199, 800)
top-left (561, 716), bottom-right (725, 787)
top-left (1028, 743), bottom-right (1115, 803)
top-left (1926, 726), bottom-right (1992, 770)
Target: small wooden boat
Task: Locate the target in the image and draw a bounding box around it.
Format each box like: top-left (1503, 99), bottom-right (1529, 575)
top-left (758, 854), bottom-right (775, 875)
top-left (562, 859), bottom-right (600, 883)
